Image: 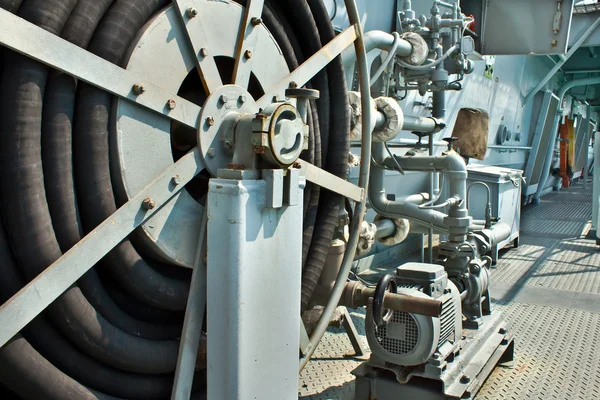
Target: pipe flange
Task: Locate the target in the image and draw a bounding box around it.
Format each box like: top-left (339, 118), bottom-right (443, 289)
top-left (399, 32), bottom-right (428, 66)
top-left (374, 215), bottom-right (410, 246)
top-left (348, 91), bottom-right (377, 141)
top-left (252, 102), bottom-right (308, 167)
top-left (356, 220), bottom-right (377, 256)
top-left (373, 97), bottom-right (404, 142)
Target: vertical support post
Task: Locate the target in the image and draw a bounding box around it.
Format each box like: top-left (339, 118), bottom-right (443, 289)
top-left (207, 177), bottom-right (304, 400)
top-left (171, 213), bottom-right (208, 400)
top-left (594, 131), bottom-right (600, 231)
top-left (341, 307), bottom-right (369, 357)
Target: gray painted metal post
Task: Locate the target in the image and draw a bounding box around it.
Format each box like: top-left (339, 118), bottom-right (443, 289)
top-left (171, 212), bottom-right (208, 400)
top-left (594, 131), bottom-right (600, 230)
top-left (207, 178), bottom-right (304, 400)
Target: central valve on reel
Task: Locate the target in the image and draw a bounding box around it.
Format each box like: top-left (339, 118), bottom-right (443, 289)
top-left (198, 84), bottom-right (317, 177)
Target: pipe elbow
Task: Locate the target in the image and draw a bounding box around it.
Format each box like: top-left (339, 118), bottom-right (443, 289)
top-left (363, 30), bottom-right (413, 57)
top-left (443, 151), bottom-right (467, 173)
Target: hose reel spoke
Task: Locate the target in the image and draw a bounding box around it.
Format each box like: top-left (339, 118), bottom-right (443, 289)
top-left (0, 148), bottom-right (205, 348)
top-left (0, 8), bottom-right (202, 130)
top-left (297, 160), bottom-right (363, 202)
top-left (232, 0), bottom-right (265, 89)
top-left (173, 0), bottom-right (224, 94)
top-left (256, 24), bottom-right (359, 109)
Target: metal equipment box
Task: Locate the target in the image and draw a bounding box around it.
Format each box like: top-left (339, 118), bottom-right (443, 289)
top-left (466, 165), bottom-right (523, 263)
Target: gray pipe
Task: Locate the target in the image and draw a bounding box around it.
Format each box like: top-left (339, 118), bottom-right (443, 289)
top-left (374, 110), bottom-right (439, 133)
top-left (344, 30), bottom-right (413, 68)
top-left (370, 143), bottom-right (472, 242)
top-left (374, 219), bottom-right (396, 239)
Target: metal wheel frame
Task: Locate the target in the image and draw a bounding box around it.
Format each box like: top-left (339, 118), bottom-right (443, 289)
top-left (0, 0), bottom-right (371, 396)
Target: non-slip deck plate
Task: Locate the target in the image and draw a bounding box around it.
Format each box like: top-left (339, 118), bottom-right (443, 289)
top-left (300, 181), bottom-right (600, 399)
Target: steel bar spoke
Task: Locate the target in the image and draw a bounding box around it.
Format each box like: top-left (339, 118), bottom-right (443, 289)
top-left (0, 149), bottom-right (205, 348)
top-left (171, 211), bottom-right (208, 400)
top-left (0, 8), bottom-right (201, 129)
top-left (232, 0), bottom-right (264, 88)
top-left (257, 24), bottom-right (358, 109)
top-left (173, 0), bottom-right (224, 94)
top-left (297, 160), bottom-right (363, 202)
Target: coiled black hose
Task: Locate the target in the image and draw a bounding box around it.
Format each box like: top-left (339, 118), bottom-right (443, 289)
top-left (0, 0), bottom-right (350, 397)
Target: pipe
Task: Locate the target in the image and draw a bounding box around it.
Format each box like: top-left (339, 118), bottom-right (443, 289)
top-left (467, 181), bottom-right (492, 228)
top-left (343, 30), bottom-right (413, 68)
top-left (403, 115), bottom-right (440, 133)
top-left (371, 143), bottom-right (472, 243)
top-left (397, 45), bottom-right (459, 71)
top-left (374, 218), bottom-right (396, 239)
top-left (373, 111), bottom-right (439, 133)
top-left (480, 222), bottom-right (512, 248)
top-left (340, 281), bottom-right (442, 317)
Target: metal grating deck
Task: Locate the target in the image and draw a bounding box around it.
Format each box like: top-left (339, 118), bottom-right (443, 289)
top-left (299, 180), bottom-right (600, 399)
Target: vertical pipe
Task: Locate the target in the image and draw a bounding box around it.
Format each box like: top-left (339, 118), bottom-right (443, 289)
top-left (594, 130), bottom-right (600, 230)
top-left (584, 104), bottom-right (592, 190)
top-left (429, 90), bottom-right (446, 261)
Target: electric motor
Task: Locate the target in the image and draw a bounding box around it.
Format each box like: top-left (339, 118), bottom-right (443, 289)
top-left (366, 263), bottom-right (462, 366)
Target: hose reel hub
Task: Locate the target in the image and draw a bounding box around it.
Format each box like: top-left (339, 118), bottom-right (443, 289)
top-left (113, 2), bottom-right (290, 267)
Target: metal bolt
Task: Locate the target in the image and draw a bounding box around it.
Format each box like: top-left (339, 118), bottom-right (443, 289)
top-left (166, 99), bottom-right (176, 110)
top-left (251, 17), bottom-right (262, 26)
top-left (289, 81), bottom-right (298, 89)
top-left (171, 175), bottom-right (182, 186)
top-left (220, 94), bottom-right (229, 104)
top-left (224, 140), bottom-right (233, 149)
top-left (206, 116), bottom-right (215, 126)
top-left (551, 39), bottom-right (558, 47)
top-left (186, 7), bottom-right (198, 18)
top-left (244, 50), bottom-right (253, 59)
top-left (272, 95), bottom-right (280, 103)
top-left (200, 47), bottom-right (209, 57)
top-left (207, 148), bottom-right (215, 158)
top-left (132, 83), bottom-right (145, 95)
top-left (553, 29), bottom-right (559, 34)
top-left (460, 375), bottom-right (470, 384)
top-left (142, 198), bottom-right (156, 210)
top-left (499, 328), bottom-right (507, 335)
top-left (239, 95), bottom-right (247, 104)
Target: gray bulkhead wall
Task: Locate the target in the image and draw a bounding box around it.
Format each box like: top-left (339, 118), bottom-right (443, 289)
top-left (330, 0), bottom-right (562, 191)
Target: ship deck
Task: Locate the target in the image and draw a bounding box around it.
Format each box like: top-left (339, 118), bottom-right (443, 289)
top-left (299, 179), bottom-right (600, 400)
